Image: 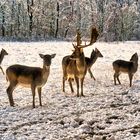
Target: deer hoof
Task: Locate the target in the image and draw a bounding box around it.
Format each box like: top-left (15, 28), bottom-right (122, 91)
top-left (81, 94), bottom-right (85, 97)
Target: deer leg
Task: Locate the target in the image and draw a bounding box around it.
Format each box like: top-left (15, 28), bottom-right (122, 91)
top-left (88, 68), bottom-right (96, 80)
top-left (6, 81), bottom-right (17, 106)
top-left (116, 74), bottom-right (121, 85)
top-left (63, 77), bottom-right (66, 92)
top-left (128, 73), bottom-right (133, 87)
top-left (114, 72), bottom-right (121, 85)
top-left (114, 73), bottom-right (117, 85)
top-left (75, 77), bottom-right (79, 97)
top-left (0, 66), bottom-right (5, 75)
top-left (68, 79), bottom-right (74, 93)
top-left (31, 84), bottom-right (36, 108)
top-left (81, 77), bottom-right (85, 97)
top-left (37, 87), bottom-right (42, 106)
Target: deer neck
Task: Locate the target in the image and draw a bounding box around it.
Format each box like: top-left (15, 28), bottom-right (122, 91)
top-left (90, 53), bottom-right (98, 65)
top-left (134, 61), bottom-right (138, 71)
top-left (0, 52), bottom-right (4, 64)
top-left (76, 53), bottom-right (86, 71)
top-left (42, 65), bottom-right (50, 79)
top-left (43, 65), bottom-right (50, 72)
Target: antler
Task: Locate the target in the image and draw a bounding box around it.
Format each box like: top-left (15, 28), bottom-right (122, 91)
top-left (76, 29), bottom-right (82, 46)
top-left (72, 27), bottom-right (99, 49)
top-left (78, 27), bottom-right (99, 48)
top-left (72, 29), bottom-right (82, 48)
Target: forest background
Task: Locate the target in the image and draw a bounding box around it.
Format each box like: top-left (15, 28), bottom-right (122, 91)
top-left (0, 0), bottom-right (140, 41)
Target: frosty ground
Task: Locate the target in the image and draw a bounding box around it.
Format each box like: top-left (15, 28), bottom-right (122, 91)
top-left (0, 41), bottom-right (140, 140)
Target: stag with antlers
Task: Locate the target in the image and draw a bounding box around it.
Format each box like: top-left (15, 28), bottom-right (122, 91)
top-left (62, 27), bottom-right (99, 97)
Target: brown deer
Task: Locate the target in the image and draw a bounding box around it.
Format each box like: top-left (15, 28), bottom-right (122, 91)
top-left (0, 48), bottom-right (8, 74)
top-left (6, 53), bottom-right (56, 108)
top-left (85, 48), bottom-right (103, 80)
top-left (113, 53), bottom-right (138, 87)
top-left (62, 27), bottom-right (99, 97)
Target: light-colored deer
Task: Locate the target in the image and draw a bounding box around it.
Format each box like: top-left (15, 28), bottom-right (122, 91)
top-left (113, 53), bottom-right (138, 87)
top-left (6, 53), bottom-right (56, 108)
top-left (62, 27), bottom-right (99, 97)
top-left (0, 48), bottom-right (8, 74)
top-left (85, 48), bottom-right (103, 80)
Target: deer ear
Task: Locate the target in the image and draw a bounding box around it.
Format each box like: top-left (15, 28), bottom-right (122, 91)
top-left (95, 48), bottom-right (98, 51)
top-left (51, 54), bottom-right (56, 58)
top-left (39, 54), bottom-right (44, 59)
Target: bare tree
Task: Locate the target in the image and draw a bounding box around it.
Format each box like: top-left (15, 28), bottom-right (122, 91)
top-left (55, 1), bottom-right (59, 38)
top-left (1, 4), bottom-right (5, 37)
top-left (27, 0), bottom-right (34, 37)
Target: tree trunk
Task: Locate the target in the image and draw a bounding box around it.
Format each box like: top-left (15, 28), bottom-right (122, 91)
top-left (27, 0), bottom-right (34, 37)
top-left (17, 3), bottom-right (21, 36)
top-left (1, 5), bottom-right (5, 37)
top-left (64, 27), bottom-right (69, 38)
top-left (55, 2), bottom-right (59, 38)
top-left (76, 0), bottom-right (81, 30)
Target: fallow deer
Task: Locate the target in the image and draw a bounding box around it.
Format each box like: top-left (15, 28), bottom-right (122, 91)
top-left (62, 27), bottom-right (99, 97)
top-left (113, 53), bottom-right (138, 87)
top-left (85, 48), bottom-right (103, 80)
top-left (6, 53), bottom-right (56, 108)
top-left (0, 48), bottom-right (8, 74)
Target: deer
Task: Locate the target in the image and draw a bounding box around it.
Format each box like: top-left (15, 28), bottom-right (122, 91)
top-left (62, 27), bottom-right (99, 97)
top-left (85, 48), bottom-right (103, 80)
top-left (0, 48), bottom-right (8, 75)
top-left (113, 52), bottom-right (138, 87)
top-left (6, 53), bottom-right (56, 108)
